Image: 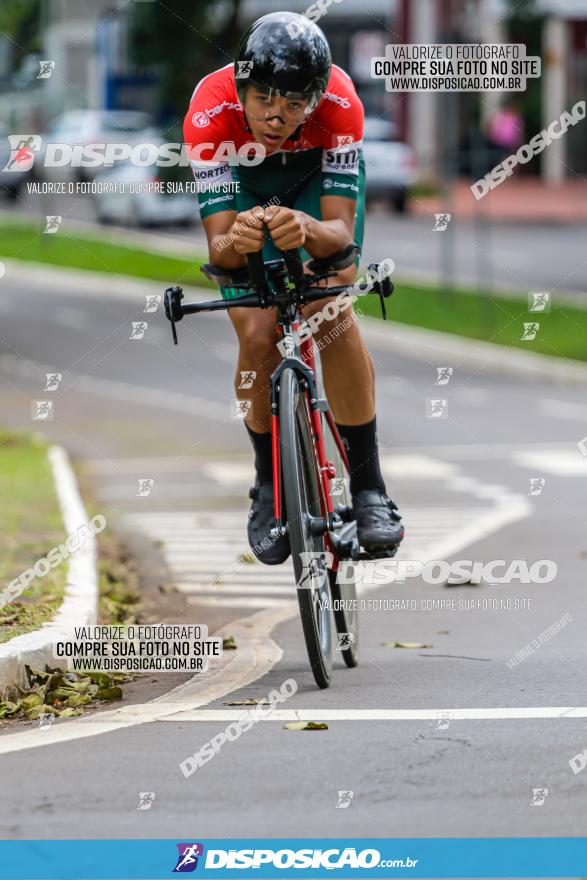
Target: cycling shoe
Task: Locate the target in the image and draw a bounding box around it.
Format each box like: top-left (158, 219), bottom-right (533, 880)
top-left (247, 482), bottom-right (291, 566)
top-left (353, 489), bottom-right (404, 557)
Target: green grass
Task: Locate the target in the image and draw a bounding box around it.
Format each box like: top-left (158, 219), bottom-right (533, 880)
top-left (0, 429), bottom-right (67, 643)
top-left (358, 283), bottom-right (587, 363)
top-left (0, 219), bottom-right (214, 288)
top-left (2, 219), bottom-right (586, 362)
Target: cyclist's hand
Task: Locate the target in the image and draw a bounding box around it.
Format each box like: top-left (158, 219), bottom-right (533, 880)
top-left (264, 207), bottom-right (306, 251)
top-left (231, 207), bottom-right (266, 254)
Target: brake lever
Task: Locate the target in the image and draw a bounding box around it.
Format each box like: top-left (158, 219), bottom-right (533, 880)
top-left (164, 285), bottom-right (184, 345)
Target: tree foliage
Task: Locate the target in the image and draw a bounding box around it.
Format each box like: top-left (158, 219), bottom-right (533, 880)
top-left (129, 0), bottom-right (241, 122)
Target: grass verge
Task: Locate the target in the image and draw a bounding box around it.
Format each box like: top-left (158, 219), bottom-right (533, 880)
top-left (358, 282), bottom-right (587, 363)
top-left (1, 219), bottom-right (586, 361)
top-left (0, 429), bottom-right (67, 643)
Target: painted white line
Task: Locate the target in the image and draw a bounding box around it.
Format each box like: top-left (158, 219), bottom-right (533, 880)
top-left (0, 604), bottom-right (294, 756)
top-left (159, 707), bottom-right (587, 723)
top-left (513, 449), bottom-right (587, 476)
top-left (0, 446), bottom-right (98, 692)
top-left (380, 455), bottom-right (457, 479)
top-left (0, 458), bottom-right (532, 752)
top-left (0, 354), bottom-right (228, 422)
top-left (540, 398), bottom-right (587, 422)
top-left (187, 596), bottom-right (290, 608)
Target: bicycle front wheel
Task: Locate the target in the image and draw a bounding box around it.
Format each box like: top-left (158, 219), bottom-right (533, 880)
top-left (280, 367), bottom-right (332, 689)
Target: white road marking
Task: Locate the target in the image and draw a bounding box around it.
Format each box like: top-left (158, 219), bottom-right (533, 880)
top-left (187, 596), bottom-right (290, 608)
top-left (379, 455), bottom-right (457, 479)
top-left (540, 398), bottom-right (587, 422)
top-left (0, 455), bottom-right (533, 753)
top-left (513, 449), bottom-right (587, 476)
top-left (0, 605), bottom-right (292, 757)
top-left (0, 354), bottom-right (228, 422)
top-left (160, 707), bottom-right (587, 723)
top-left (54, 307), bottom-right (88, 330)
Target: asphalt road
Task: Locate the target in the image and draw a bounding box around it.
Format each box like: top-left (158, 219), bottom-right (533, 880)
top-left (0, 265), bottom-right (586, 839)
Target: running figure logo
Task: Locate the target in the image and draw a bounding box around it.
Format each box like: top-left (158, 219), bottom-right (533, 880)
top-left (173, 843), bottom-right (204, 872)
top-left (433, 213), bottom-right (451, 231)
top-left (297, 551), bottom-right (333, 590)
top-left (3, 135), bottom-right (41, 172)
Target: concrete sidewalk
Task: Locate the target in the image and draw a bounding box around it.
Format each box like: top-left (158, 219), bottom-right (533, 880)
top-left (412, 178), bottom-right (587, 224)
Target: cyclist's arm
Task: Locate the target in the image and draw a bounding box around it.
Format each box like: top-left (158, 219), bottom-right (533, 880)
top-left (202, 209), bottom-right (265, 269)
top-left (300, 195), bottom-right (355, 259)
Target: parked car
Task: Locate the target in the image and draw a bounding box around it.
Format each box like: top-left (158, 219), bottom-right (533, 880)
top-left (36, 110), bottom-right (159, 182)
top-left (0, 123), bottom-right (34, 200)
top-left (91, 161), bottom-right (198, 228)
top-left (362, 117), bottom-right (418, 212)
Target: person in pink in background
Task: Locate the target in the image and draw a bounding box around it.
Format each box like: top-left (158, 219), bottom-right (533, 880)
top-left (487, 101), bottom-right (525, 159)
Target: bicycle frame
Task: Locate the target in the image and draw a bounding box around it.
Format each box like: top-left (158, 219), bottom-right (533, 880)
top-left (269, 309), bottom-right (350, 573)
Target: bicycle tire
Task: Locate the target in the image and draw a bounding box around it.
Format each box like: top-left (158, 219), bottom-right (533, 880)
top-left (280, 367), bottom-right (332, 689)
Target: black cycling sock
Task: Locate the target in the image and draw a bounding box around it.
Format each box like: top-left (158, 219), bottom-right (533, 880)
top-left (245, 423), bottom-right (273, 485)
top-left (335, 417), bottom-right (386, 496)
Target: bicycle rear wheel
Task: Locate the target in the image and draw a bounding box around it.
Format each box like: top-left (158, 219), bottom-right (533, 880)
top-left (280, 367), bottom-right (332, 689)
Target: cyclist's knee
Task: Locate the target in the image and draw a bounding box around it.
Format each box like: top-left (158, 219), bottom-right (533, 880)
top-left (233, 313), bottom-right (280, 365)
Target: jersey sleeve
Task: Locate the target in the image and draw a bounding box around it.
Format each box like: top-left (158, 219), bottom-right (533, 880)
top-left (318, 73), bottom-right (364, 200)
top-left (183, 75), bottom-right (237, 220)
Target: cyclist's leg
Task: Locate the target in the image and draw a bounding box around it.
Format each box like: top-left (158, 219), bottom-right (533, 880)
top-left (295, 159), bottom-right (403, 551)
top-left (222, 179), bottom-right (290, 563)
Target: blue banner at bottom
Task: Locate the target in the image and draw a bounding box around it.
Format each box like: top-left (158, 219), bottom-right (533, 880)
top-left (0, 838), bottom-right (586, 879)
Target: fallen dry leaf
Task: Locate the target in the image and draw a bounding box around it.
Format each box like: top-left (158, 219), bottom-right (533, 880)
top-left (284, 721), bottom-right (329, 731)
top-left (382, 641), bottom-right (433, 649)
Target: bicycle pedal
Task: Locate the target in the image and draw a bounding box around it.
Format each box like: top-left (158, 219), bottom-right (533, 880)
top-left (353, 545), bottom-right (400, 561)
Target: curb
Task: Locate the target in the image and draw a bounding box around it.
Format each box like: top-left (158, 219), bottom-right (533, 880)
top-left (360, 316), bottom-right (587, 387)
top-left (0, 446), bottom-right (99, 694)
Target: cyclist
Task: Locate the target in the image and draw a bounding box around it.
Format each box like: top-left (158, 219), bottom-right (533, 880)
top-left (184, 11), bottom-right (404, 564)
